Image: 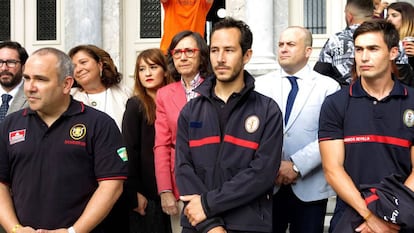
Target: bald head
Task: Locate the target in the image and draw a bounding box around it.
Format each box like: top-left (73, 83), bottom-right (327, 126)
top-left (278, 26), bottom-right (313, 75)
top-left (286, 26), bottom-right (313, 47)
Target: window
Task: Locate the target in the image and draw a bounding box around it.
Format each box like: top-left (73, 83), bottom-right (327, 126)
top-left (140, 0), bottom-right (161, 38)
top-left (304, 0), bottom-right (326, 34)
top-left (0, 0), bottom-right (10, 41)
top-left (37, 0), bottom-right (56, 40)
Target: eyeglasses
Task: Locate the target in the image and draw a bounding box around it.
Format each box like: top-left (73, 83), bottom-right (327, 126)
top-left (170, 48), bottom-right (199, 59)
top-left (0, 60), bottom-right (21, 68)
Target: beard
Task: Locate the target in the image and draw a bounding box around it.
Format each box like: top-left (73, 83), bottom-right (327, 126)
top-left (0, 71), bottom-right (22, 88)
top-left (215, 63), bottom-right (244, 84)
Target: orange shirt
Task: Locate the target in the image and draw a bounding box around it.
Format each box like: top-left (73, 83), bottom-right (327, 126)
top-left (160, 0), bottom-right (213, 54)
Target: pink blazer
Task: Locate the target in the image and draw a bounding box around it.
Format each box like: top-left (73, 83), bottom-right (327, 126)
top-left (154, 81), bottom-right (187, 199)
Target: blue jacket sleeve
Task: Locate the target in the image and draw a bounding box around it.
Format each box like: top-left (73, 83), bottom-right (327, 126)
top-left (175, 104), bottom-right (225, 232)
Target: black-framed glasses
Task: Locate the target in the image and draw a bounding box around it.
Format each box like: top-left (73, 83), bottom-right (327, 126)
top-left (170, 48), bottom-right (199, 59)
top-left (0, 60), bottom-right (21, 68)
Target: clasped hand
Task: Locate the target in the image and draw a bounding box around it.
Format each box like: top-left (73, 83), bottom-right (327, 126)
top-left (180, 194), bottom-right (207, 226)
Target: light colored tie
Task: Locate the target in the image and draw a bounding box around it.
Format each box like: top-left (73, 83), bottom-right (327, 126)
top-left (285, 76), bottom-right (298, 124)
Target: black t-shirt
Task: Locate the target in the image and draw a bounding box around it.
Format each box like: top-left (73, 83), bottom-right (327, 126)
top-left (319, 79), bottom-right (414, 186)
top-left (0, 98), bottom-right (127, 230)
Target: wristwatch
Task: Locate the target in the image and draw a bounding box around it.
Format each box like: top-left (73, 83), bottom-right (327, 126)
top-left (292, 163), bottom-right (300, 174)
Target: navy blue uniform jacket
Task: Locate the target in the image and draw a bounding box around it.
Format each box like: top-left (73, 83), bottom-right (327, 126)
top-left (333, 174), bottom-right (414, 233)
top-left (175, 72), bottom-right (283, 233)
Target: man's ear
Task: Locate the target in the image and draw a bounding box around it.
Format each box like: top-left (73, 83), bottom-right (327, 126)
top-left (243, 49), bottom-right (253, 65)
top-left (305, 46), bottom-right (313, 59)
top-left (346, 11), bottom-right (353, 25)
top-left (62, 76), bottom-right (74, 94)
top-left (390, 46), bottom-right (399, 61)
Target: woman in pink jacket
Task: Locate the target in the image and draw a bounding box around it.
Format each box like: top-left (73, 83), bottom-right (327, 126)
top-left (154, 30), bottom-right (212, 233)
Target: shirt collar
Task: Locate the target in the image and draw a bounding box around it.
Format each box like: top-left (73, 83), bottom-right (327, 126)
top-left (348, 24), bottom-right (360, 31)
top-left (25, 96), bottom-right (85, 117)
top-left (181, 73), bottom-right (202, 90)
top-left (350, 76), bottom-right (408, 98)
top-left (280, 64), bottom-right (311, 80)
top-left (197, 70), bottom-right (255, 98)
top-left (0, 79), bottom-right (23, 97)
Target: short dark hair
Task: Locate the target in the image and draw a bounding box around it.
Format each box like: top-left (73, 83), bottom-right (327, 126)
top-left (167, 30), bottom-right (212, 81)
top-left (0, 41), bottom-right (29, 65)
top-left (211, 17), bottom-right (253, 55)
top-left (353, 19), bottom-right (399, 50)
top-left (346, 0), bottom-right (374, 13)
top-left (32, 47), bottom-right (74, 83)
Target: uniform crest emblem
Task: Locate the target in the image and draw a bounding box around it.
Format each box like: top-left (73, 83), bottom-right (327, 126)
top-left (403, 109), bottom-right (414, 127)
top-left (245, 115), bottom-right (260, 133)
top-left (70, 124), bottom-right (87, 140)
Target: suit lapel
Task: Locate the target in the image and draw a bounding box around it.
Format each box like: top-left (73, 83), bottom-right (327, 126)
top-left (285, 77), bottom-right (316, 130)
top-left (7, 84), bottom-right (27, 114)
top-left (171, 82), bottom-right (187, 111)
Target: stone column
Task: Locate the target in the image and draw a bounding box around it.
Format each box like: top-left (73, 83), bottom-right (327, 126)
top-left (244, 0), bottom-right (278, 76)
top-left (102, 0), bottom-right (121, 69)
top-left (64, 0), bottom-right (102, 52)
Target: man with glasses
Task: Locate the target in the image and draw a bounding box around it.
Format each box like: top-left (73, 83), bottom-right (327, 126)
top-left (0, 41), bottom-right (29, 122)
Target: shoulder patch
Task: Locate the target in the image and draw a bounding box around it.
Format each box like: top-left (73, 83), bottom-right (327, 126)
top-left (117, 147), bottom-right (128, 162)
top-left (403, 109), bottom-right (414, 127)
top-left (245, 115), bottom-right (260, 133)
top-left (9, 129), bottom-right (26, 145)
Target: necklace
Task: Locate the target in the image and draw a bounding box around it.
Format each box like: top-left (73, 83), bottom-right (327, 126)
top-left (86, 89), bottom-right (108, 112)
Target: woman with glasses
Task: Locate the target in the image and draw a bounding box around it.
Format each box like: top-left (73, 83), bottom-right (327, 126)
top-left (154, 30), bottom-right (212, 233)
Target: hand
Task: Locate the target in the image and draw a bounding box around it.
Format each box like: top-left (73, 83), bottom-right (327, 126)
top-left (207, 226), bottom-right (227, 233)
top-left (403, 41), bottom-right (414, 57)
top-left (133, 192), bottom-right (148, 216)
top-left (275, 161), bottom-right (299, 185)
top-left (180, 194), bottom-right (207, 226)
top-left (378, 2), bottom-right (389, 12)
top-left (160, 192), bottom-right (179, 215)
top-left (355, 214), bottom-right (400, 233)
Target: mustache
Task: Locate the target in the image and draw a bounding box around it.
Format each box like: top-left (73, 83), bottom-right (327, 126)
top-left (0, 71), bottom-right (14, 76)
